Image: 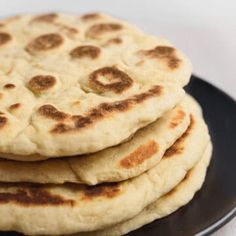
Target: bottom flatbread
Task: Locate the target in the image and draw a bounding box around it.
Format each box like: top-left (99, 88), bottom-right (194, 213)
top-left (80, 142), bottom-right (212, 236)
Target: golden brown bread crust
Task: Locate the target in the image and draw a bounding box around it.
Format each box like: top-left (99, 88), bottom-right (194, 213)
top-left (70, 45), bottom-right (101, 59)
top-left (36, 85), bottom-right (163, 134)
top-left (164, 115), bottom-right (194, 158)
top-left (0, 183), bottom-right (75, 206)
top-left (3, 84), bottom-right (15, 89)
top-left (140, 46), bottom-right (181, 69)
top-left (28, 75), bottom-right (57, 93)
top-left (120, 140), bottom-right (159, 169)
top-left (81, 13), bottom-right (102, 21)
top-left (8, 103), bottom-right (21, 111)
top-left (0, 32), bottom-right (11, 46)
top-left (86, 23), bottom-right (123, 38)
top-left (26, 33), bottom-right (64, 52)
top-left (32, 13), bottom-right (58, 23)
top-left (89, 67), bottom-right (133, 94)
top-left (0, 116), bottom-right (7, 129)
top-left (37, 105), bottom-right (69, 121)
top-left (82, 183), bottom-right (121, 200)
top-left (169, 108), bottom-right (186, 128)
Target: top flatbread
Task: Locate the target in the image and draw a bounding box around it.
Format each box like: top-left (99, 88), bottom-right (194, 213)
top-left (0, 12), bottom-right (191, 158)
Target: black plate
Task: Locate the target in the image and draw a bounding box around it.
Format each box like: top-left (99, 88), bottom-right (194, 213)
top-left (1, 75), bottom-right (236, 236)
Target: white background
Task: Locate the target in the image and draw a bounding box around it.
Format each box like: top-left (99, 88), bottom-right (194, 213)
top-left (0, 0), bottom-right (235, 235)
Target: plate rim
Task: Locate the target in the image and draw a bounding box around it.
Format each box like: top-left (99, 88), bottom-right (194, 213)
top-left (184, 75), bottom-right (236, 236)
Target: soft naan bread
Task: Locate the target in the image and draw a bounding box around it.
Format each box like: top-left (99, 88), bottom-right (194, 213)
top-left (0, 101), bottom-right (190, 184)
top-left (78, 142), bottom-right (212, 236)
top-left (0, 96), bottom-right (209, 235)
top-left (0, 12), bottom-right (191, 158)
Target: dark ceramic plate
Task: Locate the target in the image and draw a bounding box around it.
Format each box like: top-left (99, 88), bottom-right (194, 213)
top-left (1, 76), bottom-right (236, 236)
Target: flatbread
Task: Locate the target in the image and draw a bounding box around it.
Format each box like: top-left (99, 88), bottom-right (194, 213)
top-left (0, 12), bottom-right (191, 158)
top-left (0, 101), bottom-right (190, 184)
top-left (78, 142), bottom-right (212, 236)
top-left (0, 96), bottom-right (209, 235)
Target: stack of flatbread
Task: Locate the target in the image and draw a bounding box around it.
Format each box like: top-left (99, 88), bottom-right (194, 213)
top-left (0, 12), bottom-right (212, 235)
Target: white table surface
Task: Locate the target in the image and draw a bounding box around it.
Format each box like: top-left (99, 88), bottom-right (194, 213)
top-left (0, 0), bottom-right (235, 235)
